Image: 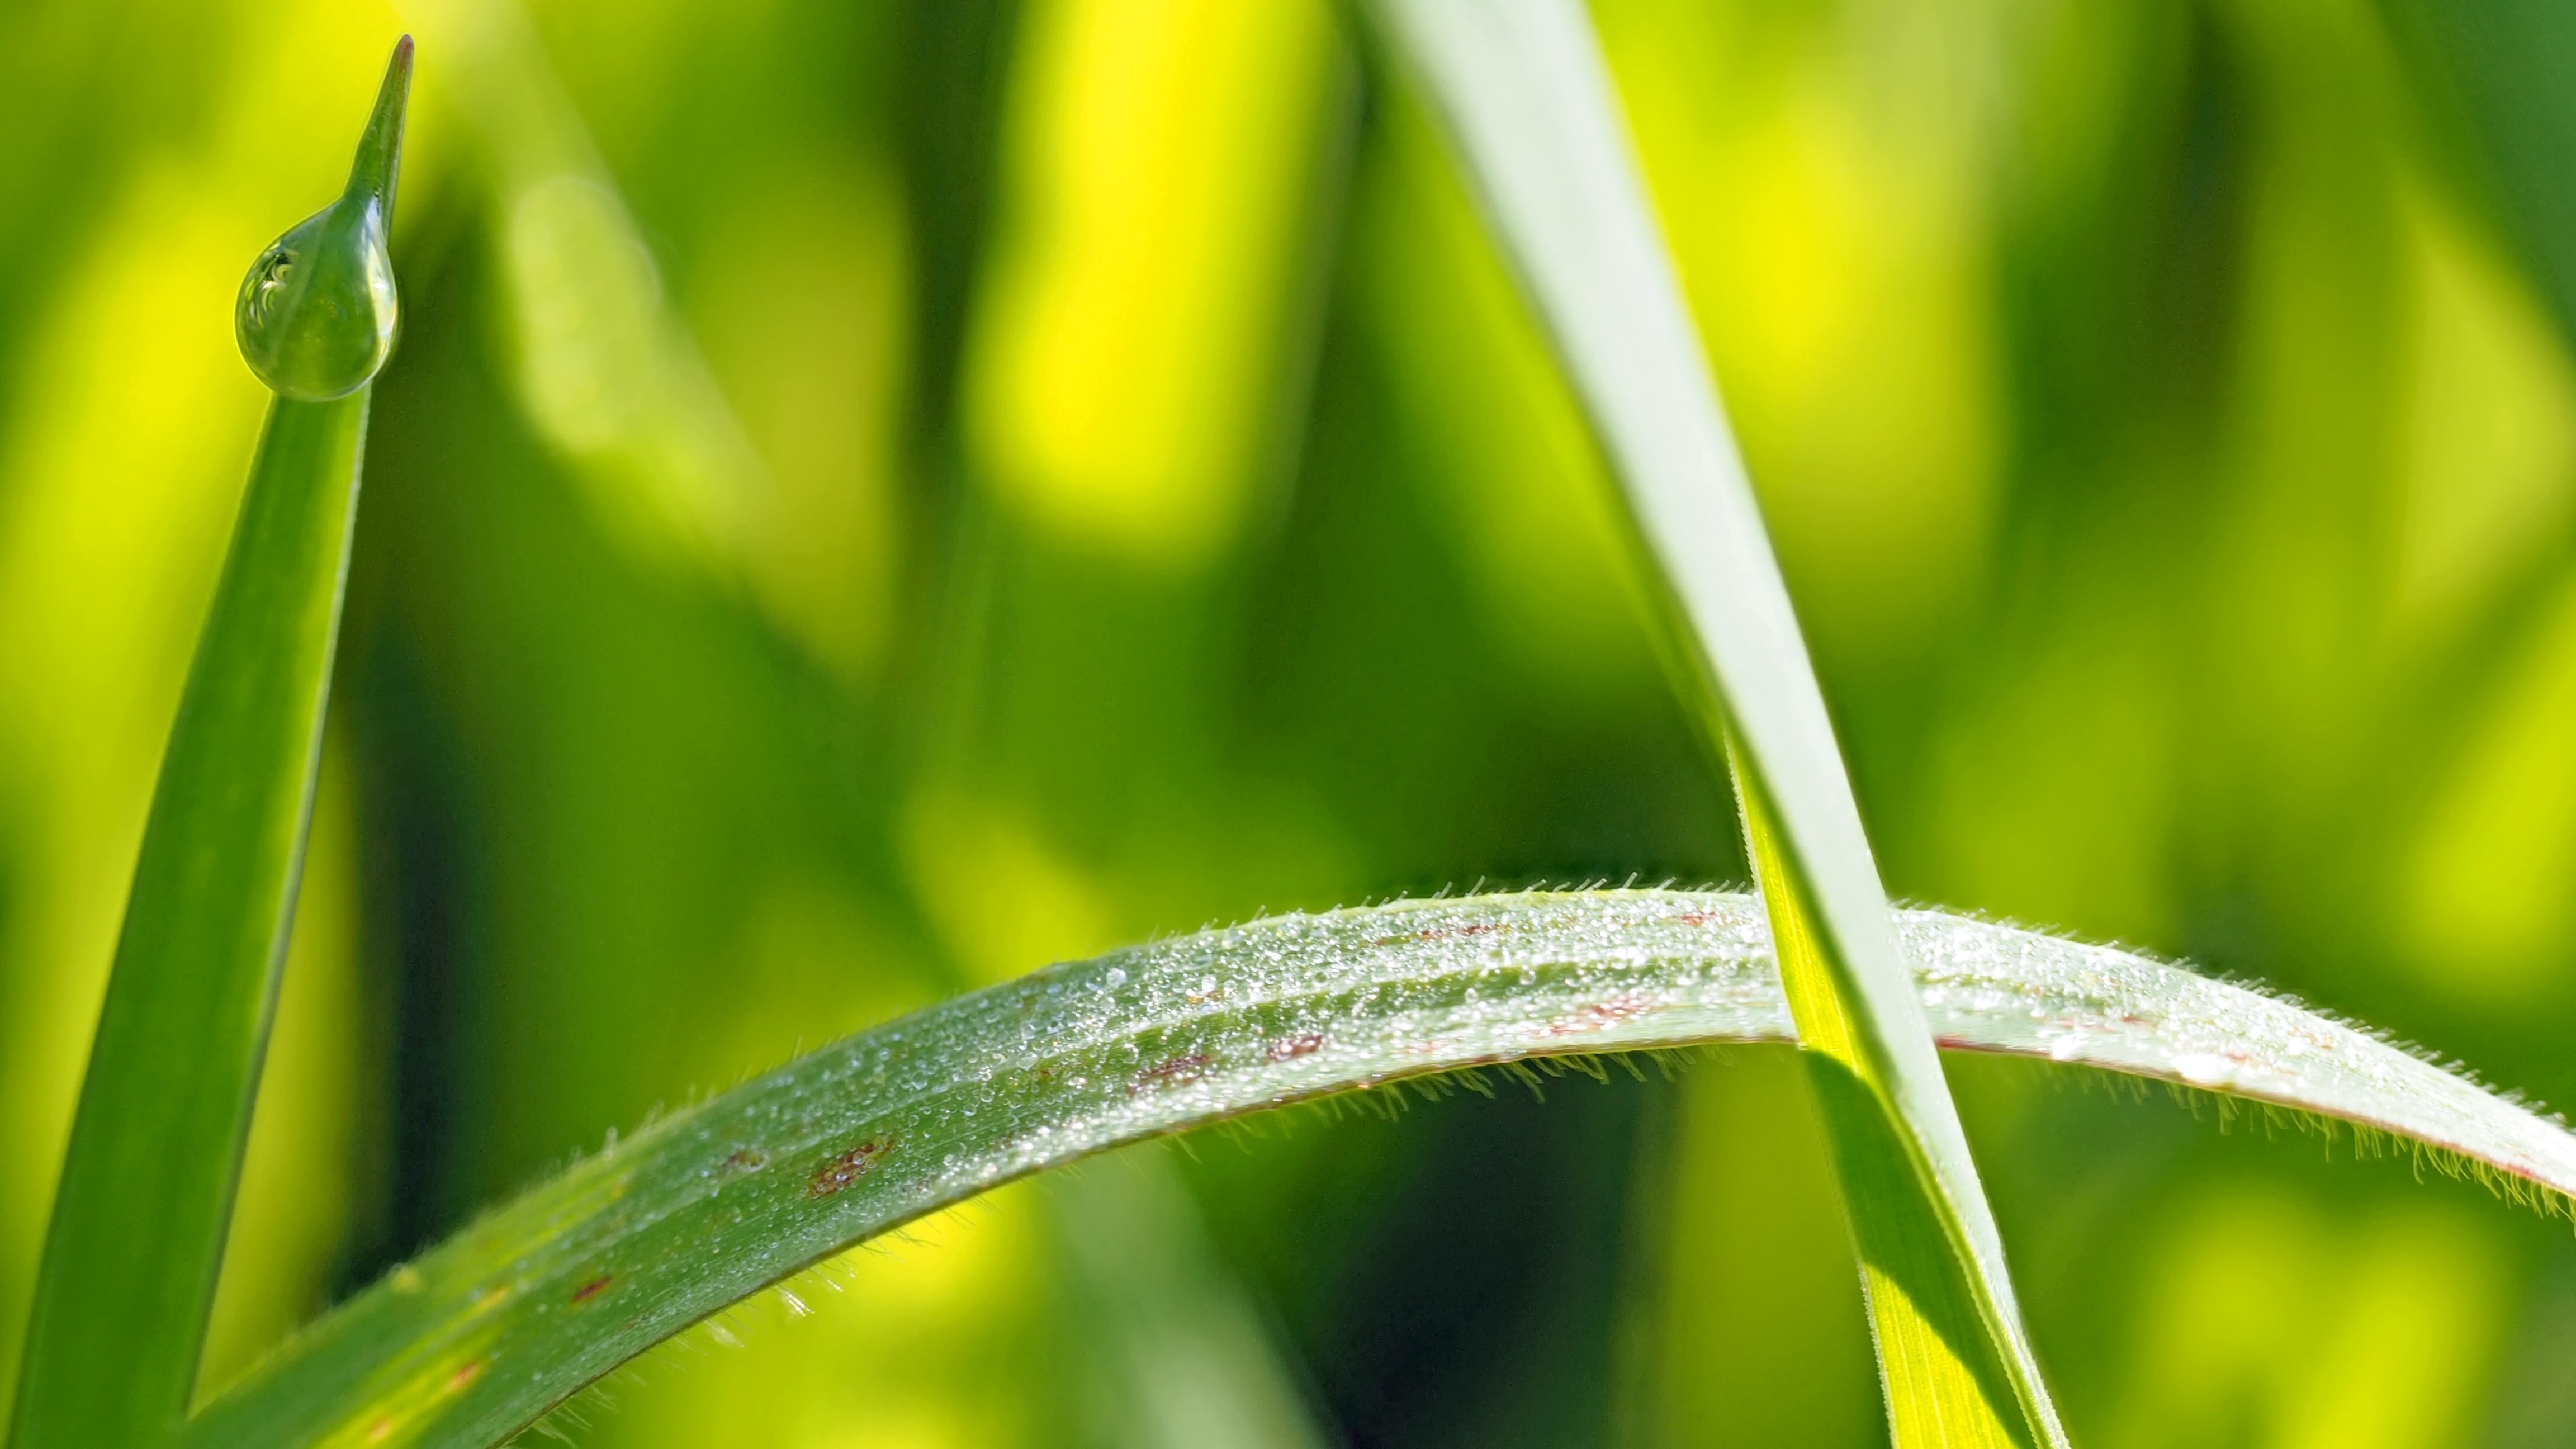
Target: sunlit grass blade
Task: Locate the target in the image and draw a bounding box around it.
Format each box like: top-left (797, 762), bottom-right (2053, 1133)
top-left (1358, 2), bottom-right (2062, 1442)
top-left (1736, 768), bottom-right (2032, 1447)
top-left (4, 40), bottom-right (410, 1449)
top-left (178, 891), bottom-right (2576, 1449)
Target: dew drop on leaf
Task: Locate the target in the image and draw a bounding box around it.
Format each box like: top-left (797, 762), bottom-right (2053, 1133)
top-left (234, 37), bottom-right (408, 399)
top-left (236, 193), bottom-right (396, 400)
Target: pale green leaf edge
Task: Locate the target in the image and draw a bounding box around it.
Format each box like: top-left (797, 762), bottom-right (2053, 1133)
top-left (1359, 2), bottom-right (2061, 1441)
top-left (183, 891), bottom-right (2576, 1449)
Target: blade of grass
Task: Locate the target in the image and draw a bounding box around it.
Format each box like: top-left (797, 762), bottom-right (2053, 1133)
top-left (178, 890), bottom-right (2576, 1449)
top-left (6, 41), bottom-right (411, 1449)
top-left (1736, 766), bottom-right (2032, 1447)
top-left (1358, 3), bottom-right (2062, 1443)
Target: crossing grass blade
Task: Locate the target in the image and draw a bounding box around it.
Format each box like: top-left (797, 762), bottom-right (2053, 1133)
top-left (174, 890), bottom-right (2576, 1449)
top-left (1358, 1), bottom-right (2063, 1442)
top-left (5, 40), bottom-right (410, 1449)
top-left (1735, 768), bottom-right (2039, 1447)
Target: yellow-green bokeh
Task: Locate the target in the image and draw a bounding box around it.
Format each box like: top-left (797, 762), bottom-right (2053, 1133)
top-left (5, 0), bottom-right (2576, 1441)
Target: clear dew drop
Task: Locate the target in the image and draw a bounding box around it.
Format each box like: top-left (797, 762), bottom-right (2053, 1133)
top-left (235, 37), bottom-right (408, 400)
top-left (238, 195), bottom-right (396, 402)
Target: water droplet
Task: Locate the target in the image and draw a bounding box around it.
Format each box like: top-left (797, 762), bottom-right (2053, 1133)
top-left (1105, 967), bottom-right (1127, 988)
top-left (236, 39), bottom-right (408, 399)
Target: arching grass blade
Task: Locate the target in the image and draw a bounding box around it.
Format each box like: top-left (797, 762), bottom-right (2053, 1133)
top-left (176, 891), bottom-right (2576, 1449)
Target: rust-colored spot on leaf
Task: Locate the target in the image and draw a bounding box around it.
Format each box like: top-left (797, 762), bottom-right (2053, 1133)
top-left (718, 1147), bottom-right (768, 1177)
top-left (571, 1272), bottom-right (614, 1305)
top-left (366, 1418), bottom-right (395, 1445)
top-left (1418, 921), bottom-right (1500, 943)
top-left (1588, 993), bottom-right (1652, 1022)
top-left (1374, 921), bottom-right (1504, 949)
top-left (444, 1358), bottom-right (485, 1396)
top-left (1266, 1033), bottom-right (1325, 1063)
top-left (1131, 1052), bottom-right (1213, 1094)
top-left (807, 1137), bottom-right (893, 1199)
top-left (1538, 993), bottom-right (1658, 1039)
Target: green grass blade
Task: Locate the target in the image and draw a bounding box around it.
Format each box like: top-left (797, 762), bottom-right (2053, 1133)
top-left (1736, 766), bottom-right (2032, 1447)
top-left (6, 41), bottom-right (409, 1449)
top-left (177, 891), bottom-right (2576, 1449)
top-left (1358, 2), bottom-right (2062, 1442)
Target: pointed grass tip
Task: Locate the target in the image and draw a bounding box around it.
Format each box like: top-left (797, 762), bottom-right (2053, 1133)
top-left (234, 35), bottom-right (411, 400)
top-left (347, 35), bottom-right (414, 215)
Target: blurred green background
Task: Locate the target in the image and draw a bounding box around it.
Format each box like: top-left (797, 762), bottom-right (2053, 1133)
top-left (7, 0), bottom-right (2576, 1442)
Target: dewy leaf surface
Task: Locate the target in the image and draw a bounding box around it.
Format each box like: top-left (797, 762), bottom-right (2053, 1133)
top-left (183, 892), bottom-right (2576, 1449)
top-left (1358, 1), bottom-right (2058, 1441)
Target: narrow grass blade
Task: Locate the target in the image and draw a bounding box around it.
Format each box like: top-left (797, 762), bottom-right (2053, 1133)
top-left (6, 41), bottom-right (410, 1449)
top-left (1737, 768), bottom-right (2032, 1447)
top-left (1359, 2), bottom-right (2062, 1442)
top-left (179, 891), bottom-right (2576, 1449)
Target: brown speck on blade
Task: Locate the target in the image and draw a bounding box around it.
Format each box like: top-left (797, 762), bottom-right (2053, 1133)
top-left (1130, 1052), bottom-right (1214, 1093)
top-left (807, 1138), bottom-right (893, 1199)
top-left (1266, 1034), bottom-right (1325, 1063)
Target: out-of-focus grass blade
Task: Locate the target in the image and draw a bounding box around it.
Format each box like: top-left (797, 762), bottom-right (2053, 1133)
top-left (176, 891), bottom-right (2576, 1449)
top-left (6, 41), bottom-right (411, 1449)
top-left (400, 0), bottom-right (771, 572)
top-left (2383, 0), bottom-right (2576, 340)
top-left (1360, 3), bottom-right (2064, 1443)
top-left (1048, 1158), bottom-right (1338, 1449)
top-left (400, 0), bottom-right (916, 681)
